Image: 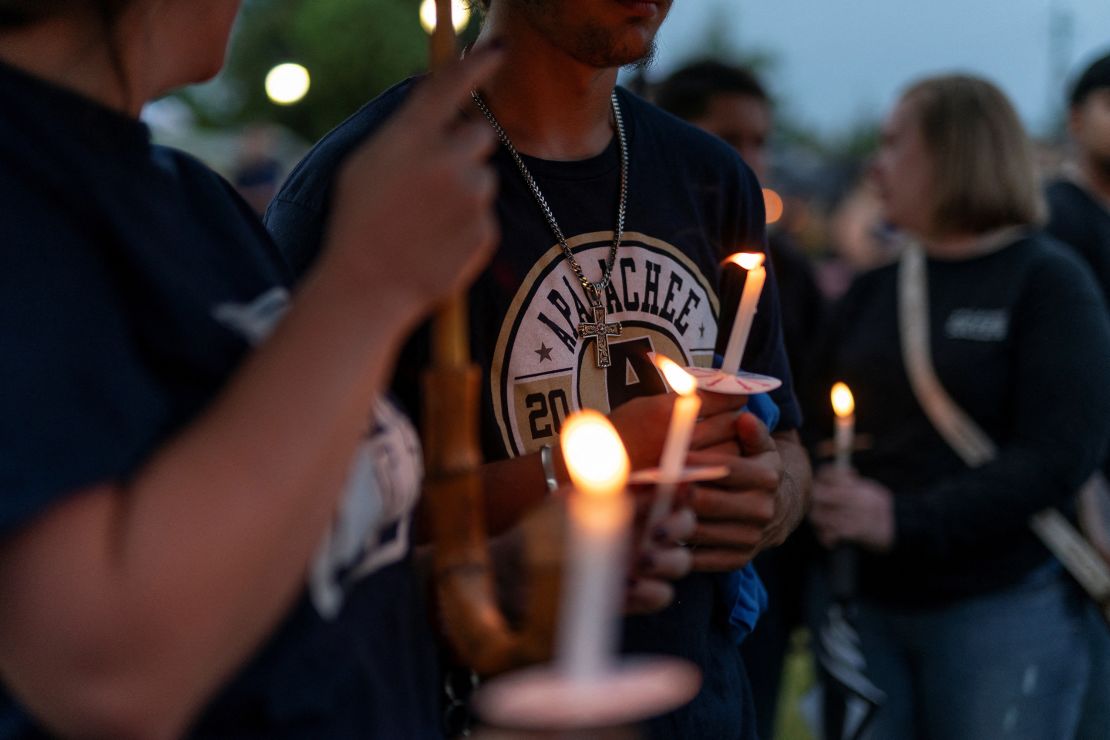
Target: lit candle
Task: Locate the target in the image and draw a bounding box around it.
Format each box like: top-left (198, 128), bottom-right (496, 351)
top-left (645, 357), bottom-right (702, 532)
top-left (720, 252), bottom-right (767, 374)
top-left (557, 410), bottom-right (633, 683)
top-left (831, 382), bottom-right (855, 471)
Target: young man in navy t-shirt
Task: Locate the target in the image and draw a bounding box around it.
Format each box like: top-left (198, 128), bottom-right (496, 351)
top-left (267, 2), bottom-right (811, 736)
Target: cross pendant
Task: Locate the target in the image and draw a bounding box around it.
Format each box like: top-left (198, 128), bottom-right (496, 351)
top-left (578, 302), bottom-right (622, 368)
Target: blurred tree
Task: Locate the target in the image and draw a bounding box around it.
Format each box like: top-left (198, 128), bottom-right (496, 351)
top-left (181, 0), bottom-right (479, 140)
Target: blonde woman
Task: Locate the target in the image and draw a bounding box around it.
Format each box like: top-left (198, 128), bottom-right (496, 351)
top-left (808, 75), bottom-right (1110, 739)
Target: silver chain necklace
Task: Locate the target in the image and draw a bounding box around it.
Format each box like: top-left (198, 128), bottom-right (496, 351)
top-left (471, 89), bottom-right (628, 368)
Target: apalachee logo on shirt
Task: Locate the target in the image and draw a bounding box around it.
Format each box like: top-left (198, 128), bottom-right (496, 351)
top-left (491, 231), bottom-right (720, 458)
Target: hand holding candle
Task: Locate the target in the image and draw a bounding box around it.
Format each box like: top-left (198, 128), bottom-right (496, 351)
top-left (720, 252), bottom-right (767, 374)
top-left (557, 410), bottom-right (632, 683)
top-left (474, 416), bottom-right (702, 731)
top-left (831, 382), bottom-right (855, 471)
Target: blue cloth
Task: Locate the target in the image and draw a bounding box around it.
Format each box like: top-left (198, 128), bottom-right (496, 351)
top-left (723, 562), bottom-right (769, 645)
top-left (747, 391), bottom-right (781, 433)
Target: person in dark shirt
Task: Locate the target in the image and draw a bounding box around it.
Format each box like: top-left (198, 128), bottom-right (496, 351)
top-left (1044, 49), bottom-right (1110, 740)
top-left (266, 2), bottom-right (813, 736)
top-left (655, 60), bottom-right (825, 740)
top-left (808, 74), bottom-right (1110, 739)
top-left (0, 1), bottom-right (505, 737)
top-left (1046, 51), bottom-right (1110, 303)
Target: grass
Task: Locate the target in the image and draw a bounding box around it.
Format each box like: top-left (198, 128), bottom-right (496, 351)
top-left (774, 629), bottom-right (817, 740)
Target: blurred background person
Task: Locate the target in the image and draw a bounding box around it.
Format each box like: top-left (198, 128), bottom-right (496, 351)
top-left (655, 61), bottom-right (825, 382)
top-left (807, 74), bottom-right (1110, 740)
top-left (655, 60), bottom-right (825, 740)
top-left (1044, 48), bottom-right (1110, 740)
top-left (232, 124), bottom-right (286, 216)
top-left (823, 176), bottom-right (900, 300)
top-left (0, 1), bottom-right (505, 737)
top-left (1047, 50), bottom-right (1110, 300)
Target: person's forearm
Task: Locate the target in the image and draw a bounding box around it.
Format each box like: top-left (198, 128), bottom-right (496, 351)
top-left (766, 429), bottom-right (811, 548)
top-left (894, 445), bottom-right (1099, 558)
top-left (0, 252), bottom-right (425, 739)
top-left (479, 447), bottom-right (567, 534)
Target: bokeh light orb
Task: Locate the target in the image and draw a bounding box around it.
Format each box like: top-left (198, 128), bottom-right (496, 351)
top-left (762, 188), bottom-right (784, 225)
top-left (419, 0), bottom-right (471, 34)
top-left (265, 63), bottom-right (311, 106)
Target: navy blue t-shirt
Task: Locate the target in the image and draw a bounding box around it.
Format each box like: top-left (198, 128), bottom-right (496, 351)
top-left (267, 78), bottom-right (797, 739)
top-left (0, 62), bottom-right (439, 739)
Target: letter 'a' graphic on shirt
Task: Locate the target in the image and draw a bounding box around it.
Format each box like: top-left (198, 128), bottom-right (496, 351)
top-left (491, 231), bottom-right (720, 458)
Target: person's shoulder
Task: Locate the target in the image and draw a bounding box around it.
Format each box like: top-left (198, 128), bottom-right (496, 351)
top-left (273, 77), bottom-right (420, 214)
top-left (617, 86), bottom-right (759, 185)
top-left (153, 145), bottom-right (236, 194)
top-left (1020, 230), bottom-right (1096, 274)
top-left (1045, 177), bottom-right (1086, 206)
top-left (1003, 230), bottom-right (1102, 299)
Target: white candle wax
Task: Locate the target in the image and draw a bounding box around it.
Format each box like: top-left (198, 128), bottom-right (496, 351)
top-left (557, 492), bottom-right (632, 683)
top-left (556, 411), bottom-right (632, 683)
top-left (644, 357), bottom-right (703, 534)
top-left (834, 415), bottom-right (854, 472)
top-left (721, 254), bottom-right (767, 374)
top-left (831, 382), bottom-right (856, 471)
top-left (659, 393), bottom-right (702, 484)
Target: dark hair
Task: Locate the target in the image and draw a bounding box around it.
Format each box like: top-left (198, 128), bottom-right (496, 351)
top-left (654, 61), bottom-right (769, 121)
top-left (1070, 51), bottom-right (1110, 108)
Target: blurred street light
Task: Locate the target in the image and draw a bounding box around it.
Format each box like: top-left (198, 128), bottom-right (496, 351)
top-left (265, 63), bottom-right (311, 106)
top-left (419, 0), bottom-right (471, 34)
top-left (762, 188), bottom-right (784, 224)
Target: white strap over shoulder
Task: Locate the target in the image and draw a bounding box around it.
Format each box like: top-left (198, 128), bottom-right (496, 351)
top-left (897, 244), bottom-right (996, 466)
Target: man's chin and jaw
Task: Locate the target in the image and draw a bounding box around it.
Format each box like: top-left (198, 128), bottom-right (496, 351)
top-left (508, 0), bottom-right (672, 70)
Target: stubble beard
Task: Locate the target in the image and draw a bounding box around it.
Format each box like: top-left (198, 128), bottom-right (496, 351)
top-left (510, 0), bottom-right (659, 70)
top-left (573, 22), bottom-right (658, 70)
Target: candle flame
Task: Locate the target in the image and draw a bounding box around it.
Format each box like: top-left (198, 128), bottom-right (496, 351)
top-left (654, 355), bottom-right (697, 396)
top-left (560, 410), bottom-right (630, 498)
top-left (831, 382), bottom-right (855, 418)
top-left (727, 252), bottom-right (766, 271)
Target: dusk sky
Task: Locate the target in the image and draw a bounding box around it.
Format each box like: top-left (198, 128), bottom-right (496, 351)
top-left (647, 0), bottom-right (1110, 137)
